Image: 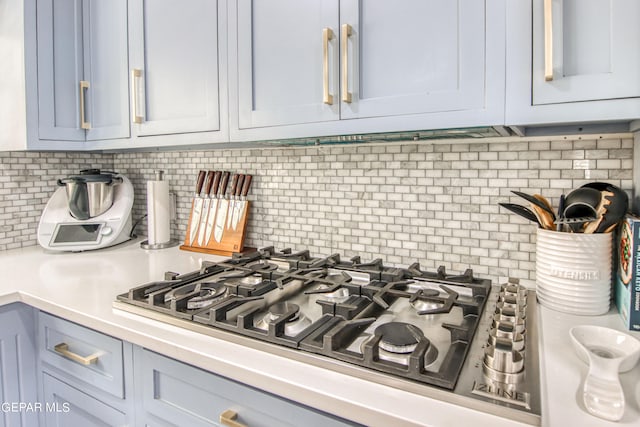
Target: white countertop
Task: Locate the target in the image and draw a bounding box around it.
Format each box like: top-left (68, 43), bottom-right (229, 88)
top-left (538, 306), bottom-right (640, 426)
top-left (2, 238), bottom-right (639, 426)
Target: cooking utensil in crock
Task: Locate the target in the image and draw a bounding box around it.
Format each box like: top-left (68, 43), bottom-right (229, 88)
top-left (499, 203), bottom-right (541, 226)
top-left (511, 191), bottom-right (556, 218)
top-left (531, 204), bottom-right (555, 230)
top-left (57, 169), bottom-right (123, 220)
top-left (583, 191), bottom-right (613, 234)
top-left (570, 325), bottom-right (640, 421)
top-left (563, 187), bottom-right (601, 232)
top-left (581, 183), bottom-right (629, 233)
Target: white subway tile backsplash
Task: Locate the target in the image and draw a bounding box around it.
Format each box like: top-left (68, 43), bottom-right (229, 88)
top-left (0, 136), bottom-right (633, 288)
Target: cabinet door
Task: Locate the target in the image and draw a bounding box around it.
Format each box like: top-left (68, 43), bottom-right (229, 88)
top-left (236, 0), bottom-right (339, 128)
top-left (532, 0), bottom-right (640, 105)
top-left (135, 348), bottom-right (357, 427)
top-left (36, 0), bottom-right (86, 142)
top-left (42, 373), bottom-right (127, 427)
top-left (83, 0), bottom-right (130, 141)
top-left (339, 0), bottom-right (486, 119)
top-left (36, 0), bottom-right (129, 142)
top-left (129, 0), bottom-right (221, 136)
top-left (0, 304), bottom-right (38, 427)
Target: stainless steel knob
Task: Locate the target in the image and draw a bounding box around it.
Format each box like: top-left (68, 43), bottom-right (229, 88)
top-left (489, 328), bottom-right (525, 352)
top-left (498, 291), bottom-right (527, 310)
top-left (492, 313), bottom-right (526, 335)
top-left (496, 302), bottom-right (526, 322)
top-left (484, 340), bottom-right (524, 374)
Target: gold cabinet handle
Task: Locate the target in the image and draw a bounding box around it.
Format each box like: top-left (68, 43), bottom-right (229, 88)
top-left (131, 69), bottom-right (144, 124)
top-left (543, 0), bottom-right (553, 81)
top-left (79, 80), bottom-right (91, 129)
top-left (341, 24), bottom-right (352, 103)
top-left (322, 27), bottom-right (334, 105)
top-left (220, 409), bottom-right (248, 427)
top-left (54, 343), bottom-right (99, 366)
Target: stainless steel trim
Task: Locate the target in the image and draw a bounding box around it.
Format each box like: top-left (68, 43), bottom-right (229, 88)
top-left (112, 295), bottom-right (541, 425)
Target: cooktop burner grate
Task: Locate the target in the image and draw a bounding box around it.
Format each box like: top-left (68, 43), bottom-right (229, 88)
top-left (116, 248), bottom-right (492, 389)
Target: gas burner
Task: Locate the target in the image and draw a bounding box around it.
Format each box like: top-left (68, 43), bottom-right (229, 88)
top-left (186, 283), bottom-right (228, 309)
top-left (163, 282), bottom-right (228, 309)
top-left (255, 302), bottom-right (312, 336)
top-left (228, 275), bottom-right (263, 286)
top-left (246, 259), bottom-right (280, 272)
top-left (368, 322), bottom-right (438, 367)
top-left (376, 322), bottom-right (421, 353)
top-left (409, 290), bottom-right (443, 313)
top-left (315, 287), bottom-right (350, 303)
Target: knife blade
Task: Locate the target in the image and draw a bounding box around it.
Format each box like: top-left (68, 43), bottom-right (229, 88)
top-left (233, 175), bottom-right (252, 230)
top-left (196, 171), bottom-right (216, 246)
top-left (213, 172), bottom-right (232, 243)
top-left (187, 170), bottom-right (207, 246)
top-left (203, 171), bottom-right (223, 246)
top-left (227, 174), bottom-right (244, 230)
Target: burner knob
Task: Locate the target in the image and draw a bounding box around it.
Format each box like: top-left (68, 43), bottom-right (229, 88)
top-left (484, 339), bottom-right (524, 374)
top-left (496, 302), bottom-right (526, 323)
top-left (498, 291), bottom-right (527, 310)
top-left (489, 328), bottom-right (525, 352)
top-left (492, 314), bottom-right (526, 336)
top-left (500, 281), bottom-right (528, 304)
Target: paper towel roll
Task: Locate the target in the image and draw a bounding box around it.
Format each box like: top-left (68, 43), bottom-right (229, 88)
top-left (146, 177), bottom-right (170, 245)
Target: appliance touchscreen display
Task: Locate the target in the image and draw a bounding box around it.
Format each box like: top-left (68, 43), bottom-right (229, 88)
top-left (53, 224), bottom-right (101, 243)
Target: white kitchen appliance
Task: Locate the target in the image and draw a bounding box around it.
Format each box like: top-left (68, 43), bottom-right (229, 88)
top-left (38, 172), bottom-right (134, 251)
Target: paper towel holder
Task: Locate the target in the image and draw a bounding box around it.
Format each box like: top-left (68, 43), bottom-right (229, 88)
top-left (140, 239), bottom-right (180, 250)
top-left (140, 170), bottom-right (180, 250)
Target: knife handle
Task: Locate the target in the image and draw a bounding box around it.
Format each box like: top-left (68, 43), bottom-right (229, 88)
top-left (219, 171), bottom-right (230, 197)
top-left (204, 171), bottom-right (216, 196)
top-left (195, 170), bottom-right (206, 195)
top-left (235, 175), bottom-right (245, 198)
top-left (228, 174), bottom-right (239, 199)
top-left (211, 171), bottom-right (222, 197)
top-left (241, 175), bottom-right (252, 198)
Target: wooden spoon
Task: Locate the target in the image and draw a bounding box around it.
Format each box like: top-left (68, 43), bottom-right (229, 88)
top-left (531, 204), bottom-right (555, 230)
top-left (583, 191), bottom-right (613, 234)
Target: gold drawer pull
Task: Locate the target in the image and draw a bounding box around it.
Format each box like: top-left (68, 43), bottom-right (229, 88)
top-left (341, 23), bottom-right (352, 103)
top-left (131, 68), bottom-right (144, 124)
top-left (322, 27), bottom-right (334, 105)
top-left (543, 0), bottom-right (553, 81)
top-left (54, 343), bottom-right (99, 365)
top-left (220, 409), bottom-right (248, 427)
top-left (79, 80), bottom-right (91, 129)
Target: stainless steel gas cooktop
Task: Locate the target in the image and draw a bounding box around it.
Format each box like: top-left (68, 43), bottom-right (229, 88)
top-left (114, 247), bottom-right (541, 424)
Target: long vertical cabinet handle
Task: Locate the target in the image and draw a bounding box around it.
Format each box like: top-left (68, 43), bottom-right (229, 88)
top-left (79, 80), bottom-right (91, 129)
top-left (219, 409), bottom-right (248, 427)
top-left (341, 24), bottom-right (352, 103)
top-left (322, 28), bottom-right (334, 105)
top-left (131, 69), bottom-right (144, 124)
top-left (543, 0), bottom-right (553, 81)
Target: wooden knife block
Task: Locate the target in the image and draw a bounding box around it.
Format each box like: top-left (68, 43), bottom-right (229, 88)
top-left (180, 201), bottom-right (250, 256)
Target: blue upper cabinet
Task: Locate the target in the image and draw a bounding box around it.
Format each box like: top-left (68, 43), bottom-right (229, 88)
top-left (338, 0), bottom-right (486, 120)
top-left (127, 0), bottom-right (225, 140)
top-left (36, 0), bottom-right (130, 143)
top-left (506, 0), bottom-right (640, 126)
top-left (235, 0), bottom-right (340, 129)
top-left (229, 0), bottom-right (506, 142)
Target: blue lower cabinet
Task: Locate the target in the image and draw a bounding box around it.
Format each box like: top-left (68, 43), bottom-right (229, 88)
top-left (134, 347), bottom-right (358, 427)
top-left (41, 373), bottom-right (126, 427)
top-left (0, 303), bottom-right (38, 427)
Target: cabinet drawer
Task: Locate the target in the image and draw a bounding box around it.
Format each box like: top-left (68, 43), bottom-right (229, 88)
top-left (137, 348), bottom-right (357, 427)
top-left (38, 312), bottom-right (125, 399)
top-left (42, 373), bottom-right (127, 427)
